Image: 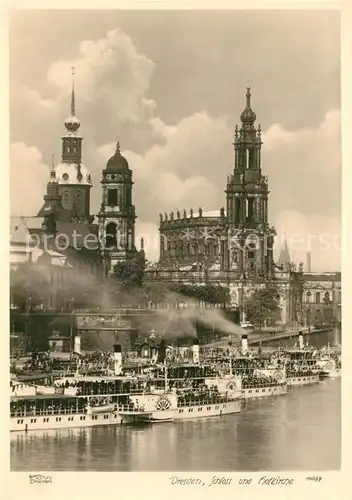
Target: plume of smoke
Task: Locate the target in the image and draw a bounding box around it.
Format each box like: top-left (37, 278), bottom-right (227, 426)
top-left (143, 288), bottom-right (244, 341)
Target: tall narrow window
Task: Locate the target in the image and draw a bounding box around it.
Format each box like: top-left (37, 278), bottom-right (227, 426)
top-left (63, 190), bottom-right (69, 207)
top-left (107, 189), bottom-right (118, 206)
top-left (248, 198), bottom-right (254, 221)
top-left (235, 198), bottom-right (241, 224)
top-left (246, 149), bottom-right (250, 169)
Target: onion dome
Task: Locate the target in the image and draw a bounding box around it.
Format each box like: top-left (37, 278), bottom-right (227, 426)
top-left (106, 142), bottom-right (130, 171)
top-left (240, 87), bottom-right (256, 124)
top-left (64, 114), bottom-right (80, 134)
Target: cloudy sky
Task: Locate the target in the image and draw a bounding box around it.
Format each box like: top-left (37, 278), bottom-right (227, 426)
top-left (10, 9), bottom-right (341, 270)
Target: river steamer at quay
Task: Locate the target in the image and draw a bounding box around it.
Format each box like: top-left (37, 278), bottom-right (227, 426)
top-left (11, 343), bottom-right (243, 431)
top-left (282, 334), bottom-right (321, 386)
top-left (119, 389), bottom-right (242, 424)
top-left (10, 380), bottom-right (243, 431)
top-left (207, 335), bottom-right (289, 399)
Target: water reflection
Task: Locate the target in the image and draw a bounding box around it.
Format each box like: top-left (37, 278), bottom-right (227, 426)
top-left (11, 379), bottom-right (340, 471)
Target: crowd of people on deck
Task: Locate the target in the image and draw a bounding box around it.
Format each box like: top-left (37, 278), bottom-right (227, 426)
top-left (10, 397), bottom-right (87, 417)
top-left (176, 385), bottom-right (231, 406)
top-left (21, 352), bottom-right (53, 373)
top-left (241, 375), bottom-right (283, 389)
top-left (53, 378), bottom-right (145, 396)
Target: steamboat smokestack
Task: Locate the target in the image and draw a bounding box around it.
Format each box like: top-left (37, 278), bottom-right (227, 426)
top-left (298, 331), bottom-right (304, 350)
top-left (113, 344), bottom-right (122, 375)
top-left (192, 338), bottom-right (200, 363)
top-left (241, 334), bottom-right (248, 355)
top-left (74, 336), bottom-right (81, 355)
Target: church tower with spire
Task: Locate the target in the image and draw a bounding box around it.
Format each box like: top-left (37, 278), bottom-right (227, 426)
top-left (224, 88), bottom-right (275, 278)
top-left (48, 68), bottom-right (92, 224)
top-left (277, 237), bottom-right (291, 271)
top-left (98, 142), bottom-right (137, 274)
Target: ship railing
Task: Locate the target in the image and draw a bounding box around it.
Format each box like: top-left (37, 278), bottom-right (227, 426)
top-left (10, 407), bottom-right (86, 417)
top-left (116, 405), bottom-right (146, 413)
top-left (241, 381), bottom-right (286, 389)
top-left (69, 387), bottom-right (149, 396)
top-left (177, 398), bottom-right (232, 407)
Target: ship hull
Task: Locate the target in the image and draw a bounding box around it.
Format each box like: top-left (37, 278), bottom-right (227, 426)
top-left (319, 369), bottom-right (341, 379)
top-left (174, 400), bottom-right (241, 419)
top-left (287, 375), bottom-right (320, 386)
top-left (121, 400), bottom-right (241, 423)
top-left (11, 411), bottom-right (122, 432)
top-left (242, 384), bottom-right (287, 399)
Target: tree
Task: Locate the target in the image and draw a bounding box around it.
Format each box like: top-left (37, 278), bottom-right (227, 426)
top-left (167, 283), bottom-right (230, 306)
top-left (113, 252), bottom-right (145, 289)
top-left (246, 287), bottom-right (281, 327)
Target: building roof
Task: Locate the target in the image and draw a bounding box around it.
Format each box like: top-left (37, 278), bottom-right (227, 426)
top-left (10, 217), bottom-right (31, 245)
top-left (106, 142), bottom-right (130, 171)
top-left (55, 162), bottom-right (92, 186)
top-left (54, 221), bottom-right (99, 249)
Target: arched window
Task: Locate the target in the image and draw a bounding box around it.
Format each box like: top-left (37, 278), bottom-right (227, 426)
top-left (105, 222), bottom-right (117, 249)
top-left (315, 292), bottom-right (321, 304)
top-left (324, 291), bottom-right (330, 304)
top-left (306, 291), bottom-right (311, 303)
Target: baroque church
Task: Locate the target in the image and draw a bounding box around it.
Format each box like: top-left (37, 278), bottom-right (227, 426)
top-left (146, 89), bottom-right (341, 328)
top-left (10, 76), bottom-right (340, 329)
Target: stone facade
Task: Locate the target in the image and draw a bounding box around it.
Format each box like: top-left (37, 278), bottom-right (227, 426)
top-left (147, 89), bottom-right (341, 328)
top-left (98, 142), bottom-right (137, 274)
top-left (157, 89), bottom-right (275, 281)
top-left (300, 272), bottom-right (341, 327)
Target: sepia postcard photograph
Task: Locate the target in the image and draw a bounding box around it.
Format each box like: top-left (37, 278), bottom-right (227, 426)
top-left (2, 2), bottom-right (349, 497)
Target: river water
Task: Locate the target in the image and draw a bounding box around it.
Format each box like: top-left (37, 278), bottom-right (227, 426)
top-left (10, 378), bottom-right (340, 472)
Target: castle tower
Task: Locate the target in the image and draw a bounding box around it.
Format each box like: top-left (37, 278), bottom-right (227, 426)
top-left (52, 67), bottom-right (92, 223)
top-left (41, 155), bottom-right (62, 235)
top-left (98, 142), bottom-right (137, 273)
top-left (225, 88), bottom-right (275, 278)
